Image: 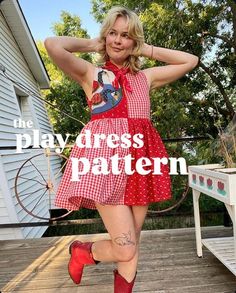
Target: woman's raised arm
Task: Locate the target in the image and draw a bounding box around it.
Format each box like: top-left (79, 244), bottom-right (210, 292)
top-left (44, 37), bottom-right (101, 87)
top-left (141, 43), bottom-right (199, 89)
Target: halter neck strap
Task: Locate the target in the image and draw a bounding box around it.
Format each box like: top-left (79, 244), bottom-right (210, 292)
top-left (102, 61), bottom-right (132, 92)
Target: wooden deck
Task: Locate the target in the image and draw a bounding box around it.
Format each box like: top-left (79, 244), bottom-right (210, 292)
top-left (0, 226), bottom-right (236, 293)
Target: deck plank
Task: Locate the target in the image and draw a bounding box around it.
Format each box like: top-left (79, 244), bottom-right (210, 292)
top-left (0, 226), bottom-right (236, 292)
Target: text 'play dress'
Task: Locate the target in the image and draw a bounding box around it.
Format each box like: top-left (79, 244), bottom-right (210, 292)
top-left (55, 61), bottom-right (172, 210)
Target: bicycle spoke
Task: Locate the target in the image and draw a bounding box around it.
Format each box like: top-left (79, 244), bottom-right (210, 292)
top-left (19, 187), bottom-right (46, 197)
top-left (29, 160), bottom-right (47, 184)
top-left (18, 176), bottom-right (46, 186)
top-left (54, 159), bottom-right (67, 179)
top-left (30, 189), bottom-right (48, 214)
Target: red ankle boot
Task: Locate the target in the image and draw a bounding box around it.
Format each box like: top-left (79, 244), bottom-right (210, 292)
top-left (113, 269), bottom-right (136, 293)
top-left (68, 241), bottom-right (99, 284)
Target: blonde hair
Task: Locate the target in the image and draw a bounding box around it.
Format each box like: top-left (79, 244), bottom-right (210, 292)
top-left (98, 6), bottom-right (144, 73)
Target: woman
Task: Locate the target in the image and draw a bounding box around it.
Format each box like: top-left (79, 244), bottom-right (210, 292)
top-left (44, 6), bottom-right (199, 292)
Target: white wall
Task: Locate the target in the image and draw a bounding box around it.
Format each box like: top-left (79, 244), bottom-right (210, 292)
top-left (0, 10), bottom-right (52, 148)
top-left (0, 10), bottom-right (63, 240)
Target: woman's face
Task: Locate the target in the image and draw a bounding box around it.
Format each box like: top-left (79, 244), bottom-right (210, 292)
top-left (105, 16), bottom-right (135, 67)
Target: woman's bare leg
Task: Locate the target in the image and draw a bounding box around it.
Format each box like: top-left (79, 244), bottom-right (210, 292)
top-left (117, 205), bottom-right (149, 281)
top-left (91, 203), bottom-right (137, 264)
top-left (91, 203), bottom-right (148, 282)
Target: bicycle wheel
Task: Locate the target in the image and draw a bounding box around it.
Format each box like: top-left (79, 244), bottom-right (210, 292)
top-left (14, 149), bottom-right (72, 221)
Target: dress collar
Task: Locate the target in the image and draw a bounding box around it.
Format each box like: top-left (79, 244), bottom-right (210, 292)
top-left (102, 61), bottom-right (132, 92)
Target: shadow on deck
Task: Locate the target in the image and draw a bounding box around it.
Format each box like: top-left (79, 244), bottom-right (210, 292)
top-left (0, 226), bottom-right (236, 293)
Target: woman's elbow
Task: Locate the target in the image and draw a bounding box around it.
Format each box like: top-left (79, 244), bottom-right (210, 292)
top-left (44, 37), bottom-right (58, 51)
top-left (190, 55), bottom-right (199, 69)
top-left (44, 37), bottom-right (53, 48)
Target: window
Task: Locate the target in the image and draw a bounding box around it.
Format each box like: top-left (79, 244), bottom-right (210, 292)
top-left (16, 94), bottom-right (22, 113)
top-left (13, 85), bottom-right (28, 116)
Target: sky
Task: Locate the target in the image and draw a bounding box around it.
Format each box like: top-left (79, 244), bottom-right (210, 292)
top-left (18, 0), bottom-right (100, 42)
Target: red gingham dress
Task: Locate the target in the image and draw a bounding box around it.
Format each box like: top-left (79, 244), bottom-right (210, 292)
top-left (55, 61), bottom-right (172, 210)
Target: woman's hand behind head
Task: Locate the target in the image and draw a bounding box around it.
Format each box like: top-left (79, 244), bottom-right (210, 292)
top-left (93, 37), bottom-right (104, 53)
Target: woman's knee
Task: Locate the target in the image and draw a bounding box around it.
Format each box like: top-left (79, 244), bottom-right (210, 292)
top-left (111, 230), bottom-right (137, 261)
top-left (112, 242), bottom-right (137, 262)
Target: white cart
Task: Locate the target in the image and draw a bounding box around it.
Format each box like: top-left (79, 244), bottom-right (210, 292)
top-left (189, 164), bottom-right (236, 275)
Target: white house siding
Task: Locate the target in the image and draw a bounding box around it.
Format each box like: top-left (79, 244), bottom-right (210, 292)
top-left (32, 97), bottom-right (53, 135)
top-left (0, 9), bottom-right (63, 240)
top-left (0, 10), bottom-right (52, 147)
top-left (0, 157), bottom-right (23, 240)
top-left (0, 74), bottom-right (20, 147)
top-left (0, 188), bottom-right (19, 240)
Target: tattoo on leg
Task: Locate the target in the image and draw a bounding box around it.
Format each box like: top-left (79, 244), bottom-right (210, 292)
top-left (114, 230), bottom-right (135, 246)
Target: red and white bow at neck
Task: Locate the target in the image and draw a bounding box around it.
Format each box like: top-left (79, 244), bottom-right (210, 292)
top-left (102, 60), bottom-right (132, 93)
